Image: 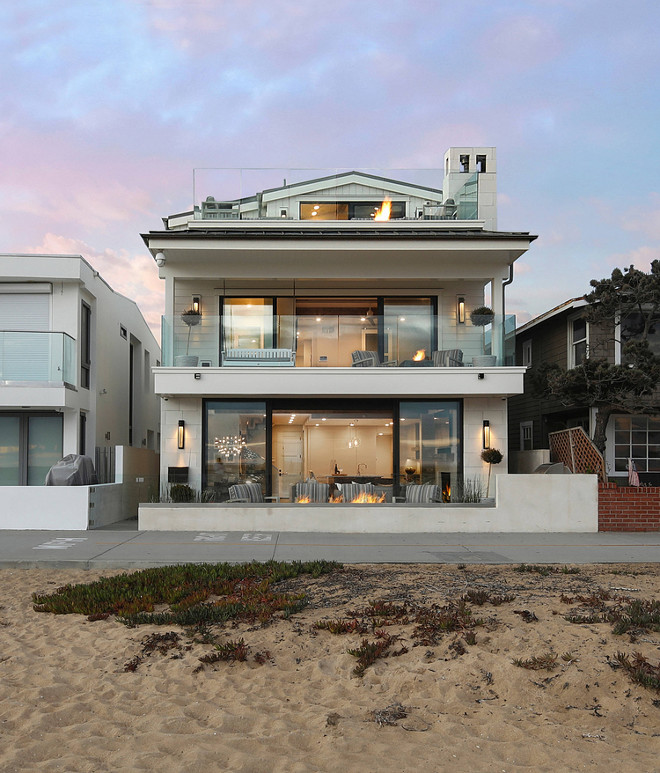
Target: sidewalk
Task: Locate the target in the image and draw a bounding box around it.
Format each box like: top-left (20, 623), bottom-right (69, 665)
top-left (0, 526), bottom-right (658, 569)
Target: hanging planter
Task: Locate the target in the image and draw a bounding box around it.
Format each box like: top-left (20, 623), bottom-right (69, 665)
top-left (470, 306), bottom-right (494, 326)
top-left (175, 308), bottom-right (202, 366)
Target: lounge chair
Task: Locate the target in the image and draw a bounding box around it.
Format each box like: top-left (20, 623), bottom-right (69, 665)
top-left (351, 350), bottom-right (398, 367)
top-left (432, 349), bottom-right (464, 367)
top-left (292, 480), bottom-right (330, 502)
top-left (228, 482), bottom-right (280, 502)
top-left (393, 483), bottom-right (441, 503)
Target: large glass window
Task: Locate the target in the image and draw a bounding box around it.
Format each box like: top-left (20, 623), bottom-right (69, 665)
top-left (81, 301), bottom-right (91, 389)
top-left (300, 201), bottom-right (406, 220)
top-left (399, 401), bottom-right (461, 500)
top-left (0, 413), bottom-right (62, 486)
top-left (0, 416), bottom-right (20, 485)
top-left (621, 312), bottom-right (660, 358)
top-left (204, 401), bottom-right (267, 500)
top-left (272, 404), bottom-right (394, 501)
top-left (221, 298), bottom-right (274, 353)
top-left (384, 298), bottom-right (435, 364)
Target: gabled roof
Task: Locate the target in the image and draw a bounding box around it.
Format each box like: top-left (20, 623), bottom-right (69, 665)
top-left (516, 297), bottom-right (587, 335)
top-left (258, 170), bottom-right (445, 202)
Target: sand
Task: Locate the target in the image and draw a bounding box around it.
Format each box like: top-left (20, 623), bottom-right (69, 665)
top-left (1, 563), bottom-right (659, 772)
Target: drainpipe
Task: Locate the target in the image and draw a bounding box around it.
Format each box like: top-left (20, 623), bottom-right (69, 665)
top-left (501, 264), bottom-right (514, 364)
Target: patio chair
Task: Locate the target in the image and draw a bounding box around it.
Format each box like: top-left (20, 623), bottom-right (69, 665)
top-left (393, 483), bottom-right (441, 503)
top-left (432, 349), bottom-right (464, 367)
top-left (292, 480), bottom-right (330, 502)
top-left (336, 482), bottom-right (375, 502)
top-left (228, 482), bottom-right (280, 503)
top-left (351, 350), bottom-right (398, 367)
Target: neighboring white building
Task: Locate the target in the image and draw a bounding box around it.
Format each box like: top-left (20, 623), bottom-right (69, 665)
top-left (0, 254), bottom-right (161, 491)
top-left (142, 148), bottom-right (536, 505)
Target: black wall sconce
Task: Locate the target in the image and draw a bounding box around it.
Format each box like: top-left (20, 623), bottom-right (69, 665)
top-left (482, 420), bottom-right (490, 449)
top-left (457, 296), bottom-right (465, 324)
top-left (177, 420), bottom-right (185, 450)
top-left (192, 296), bottom-right (201, 314)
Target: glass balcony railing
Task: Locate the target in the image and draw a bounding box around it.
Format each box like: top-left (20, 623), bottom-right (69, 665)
top-left (0, 331), bottom-right (76, 385)
top-left (161, 314), bottom-right (516, 368)
top-left (190, 168), bottom-right (480, 221)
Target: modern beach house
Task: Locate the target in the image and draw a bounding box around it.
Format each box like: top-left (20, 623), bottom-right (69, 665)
top-left (142, 147), bottom-right (538, 516)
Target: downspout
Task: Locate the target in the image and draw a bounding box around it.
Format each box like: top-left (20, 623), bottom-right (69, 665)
top-left (501, 263), bottom-right (514, 364)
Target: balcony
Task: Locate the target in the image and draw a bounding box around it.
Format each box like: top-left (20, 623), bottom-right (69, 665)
top-left (160, 314), bottom-right (515, 369)
top-left (0, 331), bottom-right (76, 385)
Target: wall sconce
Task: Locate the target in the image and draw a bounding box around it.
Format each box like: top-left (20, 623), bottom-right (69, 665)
top-left (457, 297), bottom-right (465, 324)
top-left (192, 296), bottom-right (201, 314)
top-left (177, 420), bottom-right (185, 450)
top-left (482, 420), bottom-right (491, 449)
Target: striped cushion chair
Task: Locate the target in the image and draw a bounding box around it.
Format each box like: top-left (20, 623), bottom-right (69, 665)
top-left (339, 482), bottom-right (375, 502)
top-left (351, 350), bottom-right (398, 367)
top-left (402, 483), bottom-right (441, 503)
top-left (432, 349), bottom-right (464, 367)
top-left (228, 483), bottom-right (280, 503)
top-left (293, 480), bottom-right (330, 503)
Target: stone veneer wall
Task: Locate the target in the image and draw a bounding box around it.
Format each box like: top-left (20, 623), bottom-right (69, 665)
top-left (598, 482), bottom-right (660, 531)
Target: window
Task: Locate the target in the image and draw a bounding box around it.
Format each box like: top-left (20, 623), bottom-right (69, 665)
top-left (299, 201), bottom-right (406, 220)
top-left (520, 421), bottom-right (533, 451)
top-left (569, 316), bottom-right (588, 367)
top-left (521, 339), bottom-right (532, 367)
top-left (620, 312), bottom-right (660, 359)
top-left (476, 155), bottom-right (487, 173)
top-left (0, 413), bottom-right (63, 486)
top-left (613, 415), bottom-right (660, 474)
top-left (120, 325), bottom-right (127, 340)
top-left (459, 155), bottom-right (470, 172)
top-left (80, 302), bottom-right (91, 389)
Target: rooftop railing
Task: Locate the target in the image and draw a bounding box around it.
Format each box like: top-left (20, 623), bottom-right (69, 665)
top-left (161, 314), bottom-right (515, 368)
top-left (0, 331), bottom-right (76, 385)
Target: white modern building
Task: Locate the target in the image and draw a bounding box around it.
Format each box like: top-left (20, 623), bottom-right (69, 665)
top-left (0, 254), bottom-right (160, 517)
top-left (141, 148), bottom-right (538, 517)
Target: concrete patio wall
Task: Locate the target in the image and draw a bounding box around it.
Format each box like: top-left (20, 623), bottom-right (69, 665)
top-left (139, 474), bottom-right (598, 533)
top-left (0, 483), bottom-right (123, 530)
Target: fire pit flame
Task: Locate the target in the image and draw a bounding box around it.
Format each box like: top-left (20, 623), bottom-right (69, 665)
top-left (412, 349), bottom-right (426, 361)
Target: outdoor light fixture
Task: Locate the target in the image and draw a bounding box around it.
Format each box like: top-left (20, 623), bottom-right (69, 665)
top-left (192, 296), bottom-right (201, 314)
top-left (194, 372), bottom-right (201, 380)
top-left (457, 297), bottom-right (465, 324)
top-left (482, 420), bottom-right (491, 449)
top-left (177, 420), bottom-right (185, 450)
top-left (155, 252), bottom-right (166, 267)
top-left (478, 372), bottom-right (485, 380)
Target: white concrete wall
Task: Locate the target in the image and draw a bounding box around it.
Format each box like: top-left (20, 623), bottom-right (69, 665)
top-left (0, 484), bottom-right (120, 530)
top-left (139, 474), bottom-right (598, 533)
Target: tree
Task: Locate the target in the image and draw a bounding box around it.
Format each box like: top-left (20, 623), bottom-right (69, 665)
top-left (531, 262), bottom-right (660, 456)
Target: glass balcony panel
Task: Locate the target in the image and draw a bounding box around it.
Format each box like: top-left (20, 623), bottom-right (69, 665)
top-left (160, 313), bottom-right (515, 367)
top-left (0, 332), bottom-right (76, 384)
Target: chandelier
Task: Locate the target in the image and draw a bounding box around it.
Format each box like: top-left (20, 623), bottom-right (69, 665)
top-left (214, 434), bottom-right (246, 460)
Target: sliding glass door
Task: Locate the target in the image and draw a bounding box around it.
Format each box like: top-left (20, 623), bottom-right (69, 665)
top-left (0, 413), bottom-right (63, 486)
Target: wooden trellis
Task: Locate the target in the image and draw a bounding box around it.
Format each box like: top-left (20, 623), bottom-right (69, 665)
top-left (548, 427), bottom-right (606, 482)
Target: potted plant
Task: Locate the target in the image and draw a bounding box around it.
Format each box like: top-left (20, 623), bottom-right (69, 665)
top-left (480, 447), bottom-right (503, 501)
top-left (175, 308), bottom-right (202, 366)
top-left (470, 306), bottom-right (494, 326)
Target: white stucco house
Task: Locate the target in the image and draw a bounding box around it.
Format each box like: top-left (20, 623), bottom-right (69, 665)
top-left (139, 147), bottom-right (551, 528)
top-left (0, 254), bottom-right (161, 528)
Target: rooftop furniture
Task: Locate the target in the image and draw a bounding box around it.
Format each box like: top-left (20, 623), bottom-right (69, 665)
top-left (432, 349), bottom-right (464, 367)
top-left (228, 482), bottom-right (280, 503)
top-left (222, 348), bottom-right (296, 366)
top-left (393, 483), bottom-right (442, 503)
top-left (351, 350), bottom-right (398, 367)
top-left (292, 480), bottom-right (330, 502)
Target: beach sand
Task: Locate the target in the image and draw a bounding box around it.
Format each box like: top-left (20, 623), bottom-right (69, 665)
top-left (1, 563), bottom-right (659, 772)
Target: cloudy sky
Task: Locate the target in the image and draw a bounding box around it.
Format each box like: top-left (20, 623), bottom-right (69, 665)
top-left (3, 0), bottom-right (660, 336)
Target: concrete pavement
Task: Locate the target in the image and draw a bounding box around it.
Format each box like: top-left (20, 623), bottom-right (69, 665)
top-left (0, 524), bottom-right (658, 568)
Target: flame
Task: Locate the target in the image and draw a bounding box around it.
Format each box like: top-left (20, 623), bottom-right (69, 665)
top-left (329, 493), bottom-right (386, 503)
top-left (296, 496), bottom-right (311, 503)
top-left (412, 349), bottom-right (426, 361)
top-left (374, 199), bottom-right (392, 221)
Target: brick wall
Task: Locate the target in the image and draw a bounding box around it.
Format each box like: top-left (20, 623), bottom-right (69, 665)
top-left (598, 482), bottom-right (660, 531)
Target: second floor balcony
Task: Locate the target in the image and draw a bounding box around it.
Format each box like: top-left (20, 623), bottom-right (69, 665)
top-left (0, 331), bottom-right (76, 385)
top-left (161, 313), bottom-right (515, 369)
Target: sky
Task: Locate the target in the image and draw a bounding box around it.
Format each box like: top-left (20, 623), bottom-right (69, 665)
top-left (3, 0), bottom-right (660, 338)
